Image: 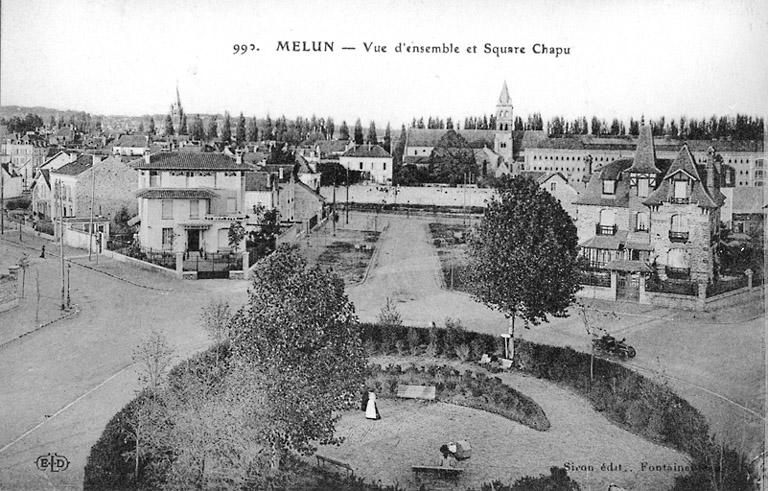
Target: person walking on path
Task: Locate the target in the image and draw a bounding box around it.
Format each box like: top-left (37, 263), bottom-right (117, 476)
top-left (40, 244), bottom-right (45, 259)
top-left (365, 391), bottom-right (381, 420)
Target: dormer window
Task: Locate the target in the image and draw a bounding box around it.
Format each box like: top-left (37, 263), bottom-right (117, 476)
top-left (671, 179), bottom-right (689, 204)
top-left (637, 178), bottom-right (649, 198)
top-left (602, 179), bottom-right (615, 195)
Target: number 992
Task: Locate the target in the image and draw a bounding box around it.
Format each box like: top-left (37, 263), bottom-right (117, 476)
top-left (233, 44), bottom-right (256, 54)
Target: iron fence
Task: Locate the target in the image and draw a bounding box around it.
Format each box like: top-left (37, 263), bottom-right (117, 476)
top-left (580, 270), bottom-right (611, 287)
top-left (706, 275), bottom-right (748, 297)
top-left (646, 278), bottom-right (697, 296)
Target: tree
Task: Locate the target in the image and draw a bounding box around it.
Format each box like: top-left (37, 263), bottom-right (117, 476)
top-left (133, 330), bottom-right (175, 391)
top-left (338, 120), bottom-right (349, 140)
top-left (247, 204), bottom-right (280, 257)
top-left (247, 116), bottom-right (258, 142)
top-left (353, 118), bottom-right (364, 145)
top-left (367, 121), bottom-right (378, 145)
top-left (191, 114), bottom-right (205, 140)
top-left (164, 114), bottom-right (174, 136)
top-left (467, 175), bottom-right (581, 361)
top-left (236, 112), bottom-right (247, 145)
top-left (228, 221), bottom-right (246, 252)
top-left (179, 113), bottom-right (188, 135)
top-left (382, 122), bottom-right (392, 153)
top-left (206, 117), bottom-right (219, 140)
top-left (326, 116), bottom-right (335, 139)
top-left (428, 130), bottom-right (477, 184)
top-left (148, 117), bottom-right (156, 136)
top-left (137, 121), bottom-right (145, 134)
top-left (228, 246), bottom-right (367, 473)
top-left (200, 299), bottom-right (232, 345)
top-left (221, 112), bottom-right (232, 143)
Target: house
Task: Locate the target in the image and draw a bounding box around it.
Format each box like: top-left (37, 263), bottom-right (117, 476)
top-left (112, 134), bottom-right (149, 156)
top-left (1, 139), bottom-right (49, 189)
top-left (30, 169), bottom-right (52, 218)
top-left (244, 171), bottom-right (278, 213)
top-left (1, 162), bottom-right (23, 199)
top-left (133, 152), bottom-right (251, 253)
top-left (74, 155), bottom-right (139, 219)
top-left (339, 144), bottom-right (393, 184)
top-left (576, 122), bottom-right (724, 291)
top-left (39, 150), bottom-right (78, 172)
top-left (474, 147), bottom-right (509, 178)
top-left (520, 171), bottom-right (578, 220)
top-left (296, 154), bottom-right (321, 190)
top-left (49, 154), bottom-right (99, 218)
top-left (278, 174), bottom-right (325, 232)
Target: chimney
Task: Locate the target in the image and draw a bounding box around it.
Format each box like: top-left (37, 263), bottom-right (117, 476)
top-left (143, 153), bottom-right (151, 165)
top-left (235, 149), bottom-right (243, 165)
top-left (706, 146), bottom-right (716, 191)
top-left (584, 154), bottom-right (593, 176)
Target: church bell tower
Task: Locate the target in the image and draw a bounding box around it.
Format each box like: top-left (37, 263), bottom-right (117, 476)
top-left (494, 81), bottom-right (514, 165)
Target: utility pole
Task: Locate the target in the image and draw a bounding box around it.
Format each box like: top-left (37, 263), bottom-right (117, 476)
top-left (332, 175), bottom-right (337, 237)
top-left (56, 180), bottom-right (65, 310)
top-left (1, 160), bottom-right (4, 235)
top-left (88, 165), bottom-right (96, 261)
top-left (345, 166), bottom-right (349, 225)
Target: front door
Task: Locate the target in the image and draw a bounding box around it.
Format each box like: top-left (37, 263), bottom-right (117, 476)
top-left (616, 272), bottom-right (640, 301)
top-left (187, 229), bottom-right (200, 252)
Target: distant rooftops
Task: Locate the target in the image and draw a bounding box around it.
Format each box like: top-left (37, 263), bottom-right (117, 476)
top-left (133, 152), bottom-right (252, 171)
top-left (342, 144), bottom-right (392, 158)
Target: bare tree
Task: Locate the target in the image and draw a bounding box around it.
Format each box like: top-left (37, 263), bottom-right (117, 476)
top-left (133, 330), bottom-right (175, 390)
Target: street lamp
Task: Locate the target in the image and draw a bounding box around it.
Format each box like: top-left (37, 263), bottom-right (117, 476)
top-left (66, 263), bottom-right (71, 309)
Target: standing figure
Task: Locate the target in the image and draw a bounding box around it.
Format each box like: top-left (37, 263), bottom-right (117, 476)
top-left (40, 245), bottom-right (46, 259)
top-left (365, 391), bottom-right (381, 420)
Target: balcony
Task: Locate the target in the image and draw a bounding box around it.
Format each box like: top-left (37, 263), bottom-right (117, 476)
top-left (669, 197), bottom-right (690, 205)
top-left (595, 224), bottom-right (618, 236)
top-left (665, 266), bottom-right (691, 280)
top-left (668, 230), bottom-right (689, 242)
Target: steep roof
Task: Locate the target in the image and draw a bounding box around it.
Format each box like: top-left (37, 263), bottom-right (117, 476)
top-left (626, 124), bottom-right (660, 174)
top-left (245, 171), bottom-right (272, 192)
top-left (498, 81), bottom-right (512, 105)
top-left (51, 154), bottom-right (93, 176)
top-left (405, 128), bottom-right (496, 148)
top-left (133, 152), bottom-right (252, 171)
top-left (574, 158), bottom-right (633, 207)
top-left (342, 144), bottom-right (392, 158)
top-left (1, 163), bottom-right (19, 177)
top-left (135, 188), bottom-right (219, 199)
top-left (643, 145), bottom-right (723, 208)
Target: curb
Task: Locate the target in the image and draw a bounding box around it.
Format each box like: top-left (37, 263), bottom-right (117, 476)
top-left (358, 222), bottom-right (389, 286)
top-left (0, 304), bottom-right (82, 351)
top-left (70, 259), bottom-right (173, 292)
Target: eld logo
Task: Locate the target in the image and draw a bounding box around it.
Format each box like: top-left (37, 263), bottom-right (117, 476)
top-left (35, 453), bottom-right (69, 472)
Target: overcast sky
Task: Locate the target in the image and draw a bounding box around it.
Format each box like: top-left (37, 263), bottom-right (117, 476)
top-left (1, 0), bottom-right (766, 127)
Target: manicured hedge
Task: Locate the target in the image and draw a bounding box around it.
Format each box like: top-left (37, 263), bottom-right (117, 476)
top-left (367, 363), bottom-right (550, 431)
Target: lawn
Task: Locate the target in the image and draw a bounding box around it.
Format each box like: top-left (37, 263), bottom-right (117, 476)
top-left (429, 222), bottom-right (472, 292)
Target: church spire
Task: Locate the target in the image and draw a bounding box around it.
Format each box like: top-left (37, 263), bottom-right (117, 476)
top-left (498, 81), bottom-right (512, 106)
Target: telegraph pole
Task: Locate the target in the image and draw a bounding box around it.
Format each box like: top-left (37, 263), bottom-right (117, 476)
top-left (345, 166), bottom-right (349, 225)
top-left (56, 180), bottom-right (65, 310)
top-left (1, 161), bottom-right (4, 235)
top-left (88, 166), bottom-right (96, 261)
top-left (332, 176), bottom-right (337, 236)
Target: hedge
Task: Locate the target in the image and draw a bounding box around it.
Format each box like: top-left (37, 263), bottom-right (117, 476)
top-left (367, 363), bottom-right (550, 431)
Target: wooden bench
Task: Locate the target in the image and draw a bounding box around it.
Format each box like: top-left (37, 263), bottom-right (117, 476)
top-left (316, 455), bottom-right (354, 476)
top-left (396, 384), bottom-right (436, 400)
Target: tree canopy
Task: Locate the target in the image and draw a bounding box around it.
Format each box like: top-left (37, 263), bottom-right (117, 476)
top-left (228, 246), bottom-right (367, 470)
top-left (467, 175), bottom-right (581, 356)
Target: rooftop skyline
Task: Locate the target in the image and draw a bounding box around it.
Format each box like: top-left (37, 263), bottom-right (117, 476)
top-left (1, 0), bottom-right (767, 127)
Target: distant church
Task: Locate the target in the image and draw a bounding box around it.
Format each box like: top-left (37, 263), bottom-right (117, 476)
top-left (168, 84), bottom-right (185, 135)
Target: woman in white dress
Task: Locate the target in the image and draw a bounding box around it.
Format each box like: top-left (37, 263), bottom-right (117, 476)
top-left (365, 391), bottom-right (381, 420)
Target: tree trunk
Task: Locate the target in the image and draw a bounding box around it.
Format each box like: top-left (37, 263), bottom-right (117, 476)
top-left (507, 315), bottom-right (515, 361)
top-left (134, 428), bottom-right (140, 482)
top-left (269, 443), bottom-right (282, 473)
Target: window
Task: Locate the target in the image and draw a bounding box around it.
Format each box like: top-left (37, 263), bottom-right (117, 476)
top-left (359, 162), bottom-right (363, 170)
top-left (550, 182), bottom-right (556, 191)
top-left (673, 180), bottom-right (688, 201)
top-left (602, 179), bottom-right (615, 195)
top-left (383, 162), bottom-right (387, 171)
top-left (637, 178), bottom-right (649, 198)
top-left (162, 199), bottom-right (173, 219)
top-left (636, 212), bottom-right (649, 231)
top-left (189, 199), bottom-right (199, 219)
top-left (149, 171), bottom-right (159, 187)
top-left (162, 228), bottom-right (174, 249)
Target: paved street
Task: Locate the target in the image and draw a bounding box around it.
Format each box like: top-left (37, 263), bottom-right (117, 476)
top-left (348, 212), bottom-right (766, 458)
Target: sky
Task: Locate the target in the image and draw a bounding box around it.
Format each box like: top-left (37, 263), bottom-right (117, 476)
top-left (1, 0), bottom-right (767, 128)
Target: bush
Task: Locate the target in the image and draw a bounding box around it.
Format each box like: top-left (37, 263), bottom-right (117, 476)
top-left (455, 343), bottom-right (471, 361)
top-left (5, 197), bottom-right (31, 210)
top-left (34, 220), bottom-right (54, 235)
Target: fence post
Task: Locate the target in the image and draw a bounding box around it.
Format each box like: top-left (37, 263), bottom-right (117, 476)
top-left (242, 252), bottom-right (248, 272)
top-left (745, 268), bottom-right (753, 289)
top-left (638, 274), bottom-right (647, 304)
top-left (175, 252), bottom-right (184, 275)
top-left (609, 271), bottom-right (617, 301)
top-left (697, 281), bottom-right (707, 310)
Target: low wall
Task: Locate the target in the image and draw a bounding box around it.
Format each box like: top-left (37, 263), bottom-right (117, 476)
top-left (644, 290), bottom-right (700, 310)
top-left (101, 249), bottom-right (179, 279)
top-left (63, 227), bottom-right (100, 251)
top-left (0, 272), bottom-right (19, 313)
top-left (704, 285), bottom-right (763, 311)
top-left (577, 284), bottom-right (615, 301)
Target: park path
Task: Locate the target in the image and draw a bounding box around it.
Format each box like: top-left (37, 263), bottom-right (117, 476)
top-left (349, 212), bottom-right (765, 459)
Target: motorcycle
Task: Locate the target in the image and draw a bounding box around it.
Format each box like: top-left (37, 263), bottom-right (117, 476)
top-left (592, 334), bottom-right (636, 359)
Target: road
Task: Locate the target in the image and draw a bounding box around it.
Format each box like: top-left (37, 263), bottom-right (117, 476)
top-left (348, 212), bottom-right (766, 458)
top-left (0, 234), bottom-right (248, 489)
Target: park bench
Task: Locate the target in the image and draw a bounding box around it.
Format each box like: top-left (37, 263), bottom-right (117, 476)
top-left (316, 454), bottom-right (354, 476)
top-left (396, 384), bottom-right (436, 400)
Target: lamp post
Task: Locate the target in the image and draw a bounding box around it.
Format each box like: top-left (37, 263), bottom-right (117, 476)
top-left (66, 263), bottom-right (71, 309)
top-left (345, 166), bottom-right (349, 225)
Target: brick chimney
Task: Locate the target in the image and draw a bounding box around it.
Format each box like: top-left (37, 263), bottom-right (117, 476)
top-left (584, 154), bottom-right (593, 176)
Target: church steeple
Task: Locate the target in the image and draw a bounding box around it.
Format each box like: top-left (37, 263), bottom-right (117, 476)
top-left (495, 81), bottom-right (513, 131)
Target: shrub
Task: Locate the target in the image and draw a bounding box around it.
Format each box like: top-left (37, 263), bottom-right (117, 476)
top-left (394, 340), bottom-right (406, 356)
top-left (5, 197), bottom-right (31, 210)
top-left (406, 327), bottom-right (421, 355)
top-left (34, 220), bottom-right (54, 235)
top-left (455, 343), bottom-right (471, 361)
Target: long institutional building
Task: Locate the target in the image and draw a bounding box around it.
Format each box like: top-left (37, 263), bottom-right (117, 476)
top-left (402, 82), bottom-right (765, 188)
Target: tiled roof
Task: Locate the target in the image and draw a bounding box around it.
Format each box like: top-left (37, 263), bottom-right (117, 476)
top-left (133, 152), bottom-right (252, 170)
top-left (135, 188), bottom-right (220, 199)
top-left (314, 139), bottom-right (350, 155)
top-left (579, 230), bottom-right (629, 250)
top-left (643, 146), bottom-right (723, 208)
top-left (245, 171), bottom-right (272, 192)
top-left (342, 144), bottom-right (392, 158)
top-left (574, 159), bottom-right (633, 207)
top-left (405, 129), bottom-right (496, 148)
top-left (528, 134), bottom-right (764, 153)
top-left (242, 151), bottom-right (268, 165)
top-left (626, 124), bottom-right (660, 174)
top-left (519, 171), bottom-right (547, 184)
top-left (51, 154), bottom-right (93, 176)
